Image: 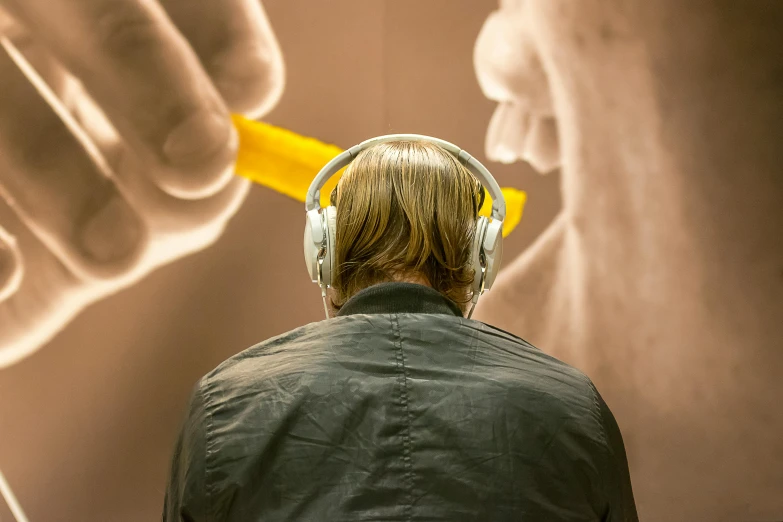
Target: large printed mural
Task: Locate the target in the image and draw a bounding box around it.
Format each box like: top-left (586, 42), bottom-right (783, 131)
top-left (0, 1), bottom-right (780, 520)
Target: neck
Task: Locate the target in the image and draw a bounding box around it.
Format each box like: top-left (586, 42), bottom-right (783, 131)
top-left (539, 1), bottom-right (782, 320)
top-left (525, 0), bottom-right (783, 394)
top-left (391, 273), bottom-right (431, 287)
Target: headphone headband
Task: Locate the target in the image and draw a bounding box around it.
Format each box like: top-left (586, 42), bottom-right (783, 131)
top-left (304, 134), bottom-right (506, 221)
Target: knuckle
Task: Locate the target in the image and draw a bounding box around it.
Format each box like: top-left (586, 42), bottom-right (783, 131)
top-left (91, 3), bottom-right (165, 58)
top-left (146, 175), bottom-right (248, 237)
top-left (211, 43), bottom-right (285, 114)
top-left (74, 185), bottom-right (148, 276)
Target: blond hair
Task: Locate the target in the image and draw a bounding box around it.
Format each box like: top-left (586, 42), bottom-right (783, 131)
top-left (330, 140), bottom-right (485, 312)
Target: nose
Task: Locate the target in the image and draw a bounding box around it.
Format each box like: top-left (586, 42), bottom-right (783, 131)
top-left (475, 6), bottom-right (560, 172)
top-left (474, 8), bottom-right (553, 114)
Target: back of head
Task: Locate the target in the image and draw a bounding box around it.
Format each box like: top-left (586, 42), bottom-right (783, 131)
top-left (330, 140), bottom-right (485, 313)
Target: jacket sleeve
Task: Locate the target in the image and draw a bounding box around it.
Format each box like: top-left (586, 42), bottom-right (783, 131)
top-left (163, 378), bottom-right (209, 522)
top-left (592, 385), bottom-right (639, 522)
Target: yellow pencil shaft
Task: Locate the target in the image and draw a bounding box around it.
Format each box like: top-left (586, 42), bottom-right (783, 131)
top-left (231, 114), bottom-right (526, 237)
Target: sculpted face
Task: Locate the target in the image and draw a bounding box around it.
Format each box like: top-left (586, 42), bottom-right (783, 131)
top-left (474, 1), bottom-right (783, 521)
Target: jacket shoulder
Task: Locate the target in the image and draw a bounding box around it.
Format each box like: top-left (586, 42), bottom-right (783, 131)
top-left (473, 320), bottom-right (603, 419)
top-left (207, 321), bottom-right (324, 374)
top-left (202, 316), bottom-right (393, 388)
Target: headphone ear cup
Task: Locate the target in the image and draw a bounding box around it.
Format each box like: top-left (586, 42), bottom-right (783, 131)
top-left (323, 206), bottom-right (338, 288)
top-left (481, 219), bottom-right (504, 290)
top-left (471, 217), bottom-right (489, 295)
top-left (304, 208), bottom-right (324, 283)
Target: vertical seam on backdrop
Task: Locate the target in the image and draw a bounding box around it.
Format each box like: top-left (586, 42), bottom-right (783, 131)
top-left (381, 0), bottom-right (389, 131)
top-left (392, 314), bottom-right (415, 521)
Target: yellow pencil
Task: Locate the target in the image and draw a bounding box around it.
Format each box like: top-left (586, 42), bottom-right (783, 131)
top-left (231, 114), bottom-right (526, 238)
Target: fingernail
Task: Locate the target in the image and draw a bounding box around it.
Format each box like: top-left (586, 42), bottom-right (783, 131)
top-left (163, 111), bottom-right (233, 166)
top-left (80, 195), bottom-right (142, 263)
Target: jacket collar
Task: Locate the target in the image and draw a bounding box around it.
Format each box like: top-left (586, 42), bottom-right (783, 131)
top-left (336, 282), bottom-right (464, 318)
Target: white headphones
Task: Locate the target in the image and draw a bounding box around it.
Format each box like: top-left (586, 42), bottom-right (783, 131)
top-left (304, 134), bottom-right (505, 319)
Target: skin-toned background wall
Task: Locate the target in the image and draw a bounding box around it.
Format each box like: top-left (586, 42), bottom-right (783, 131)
top-left (1, 1), bottom-right (781, 521)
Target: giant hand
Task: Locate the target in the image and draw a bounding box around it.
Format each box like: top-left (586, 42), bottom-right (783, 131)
top-left (0, 0), bottom-right (285, 368)
top-left (474, 1), bottom-right (783, 521)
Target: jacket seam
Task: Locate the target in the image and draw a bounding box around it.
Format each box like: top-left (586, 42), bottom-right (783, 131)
top-left (391, 314), bottom-right (415, 522)
top-left (588, 381), bottom-right (608, 448)
top-left (202, 375), bottom-right (217, 522)
top-left (588, 380), bottom-right (612, 518)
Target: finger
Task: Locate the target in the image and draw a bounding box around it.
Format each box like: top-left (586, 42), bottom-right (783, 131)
top-left (0, 39), bottom-right (148, 281)
top-left (3, 29), bottom-right (248, 238)
top-left (114, 151), bottom-right (251, 238)
top-left (0, 222), bottom-right (23, 302)
top-left (161, 0), bottom-right (285, 117)
top-left (0, 197), bottom-right (83, 369)
top-left (1, 24), bottom-right (73, 103)
top-left (0, 0), bottom-right (238, 200)
top-left (69, 90), bottom-right (251, 238)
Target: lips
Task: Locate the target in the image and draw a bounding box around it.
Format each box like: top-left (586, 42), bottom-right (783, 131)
top-left (522, 115), bottom-right (560, 173)
top-left (486, 102), bottom-right (529, 164)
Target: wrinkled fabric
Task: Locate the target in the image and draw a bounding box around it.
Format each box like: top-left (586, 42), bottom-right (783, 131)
top-left (164, 283), bottom-right (637, 521)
